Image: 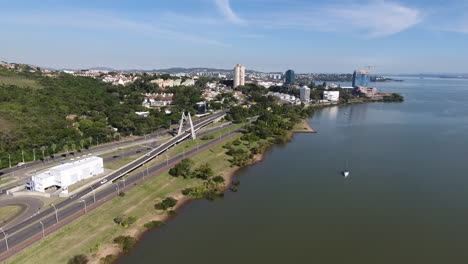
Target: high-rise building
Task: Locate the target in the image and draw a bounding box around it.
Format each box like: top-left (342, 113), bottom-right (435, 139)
top-left (234, 64), bottom-right (245, 87)
top-left (300, 85), bottom-right (310, 102)
top-left (352, 70), bottom-right (370, 87)
top-left (285, 69), bottom-right (295, 85)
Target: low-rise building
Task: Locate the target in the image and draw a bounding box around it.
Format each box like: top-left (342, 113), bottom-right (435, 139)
top-left (323, 91), bottom-right (340, 102)
top-left (355, 86), bottom-right (377, 97)
top-left (31, 156), bottom-right (104, 193)
top-left (142, 93), bottom-right (174, 108)
top-left (181, 79), bottom-right (196, 86)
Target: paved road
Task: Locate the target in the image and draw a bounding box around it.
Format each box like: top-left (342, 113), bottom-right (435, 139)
top-left (0, 113), bottom-right (221, 177)
top-left (0, 198), bottom-right (44, 229)
top-left (0, 111), bottom-right (229, 260)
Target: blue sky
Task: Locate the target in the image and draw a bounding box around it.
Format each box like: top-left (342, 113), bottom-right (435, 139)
top-left (1, 0), bottom-right (468, 73)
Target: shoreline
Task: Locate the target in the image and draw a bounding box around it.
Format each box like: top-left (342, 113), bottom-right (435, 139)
top-left (102, 119), bottom-right (313, 262)
top-left (92, 122), bottom-right (293, 262)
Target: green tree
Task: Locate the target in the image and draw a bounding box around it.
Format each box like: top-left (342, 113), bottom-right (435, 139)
top-left (40, 146), bottom-right (46, 159)
top-left (168, 158), bottom-right (194, 178)
top-left (193, 163), bottom-right (214, 180)
top-left (51, 143), bottom-right (57, 155)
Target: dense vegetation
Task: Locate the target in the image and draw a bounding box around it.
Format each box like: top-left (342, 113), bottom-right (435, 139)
top-left (0, 67), bottom-right (204, 169)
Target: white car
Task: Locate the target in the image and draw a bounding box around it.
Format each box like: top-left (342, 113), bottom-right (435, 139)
top-left (17, 162), bottom-right (25, 167)
top-left (100, 179), bottom-right (108, 184)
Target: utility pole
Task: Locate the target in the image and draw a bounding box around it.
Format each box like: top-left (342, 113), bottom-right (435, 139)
top-left (33, 148), bottom-right (36, 161)
top-left (90, 186), bottom-right (96, 203)
top-left (146, 163), bottom-right (149, 180)
top-left (165, 154), bottom-right (169, 166)
top-left (8, 154), bottom-right (11, 168)
top-left (51, 204), bottom-right (58, 224)
top-left (39, 221), bottom-right (45, 238)
top-left (0, 228), bottom-right (8, 251)
top-left (116, 183), bottom-right (120, 195)
top-left (21, 150), bottom-right (25, 163)
top-left (80, 200), bottom-right (87, 214)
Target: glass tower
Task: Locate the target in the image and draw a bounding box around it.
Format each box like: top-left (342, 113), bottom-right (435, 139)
top-left (285, 70), bottom-right (295, 85)
top-left (352, 70), bottom-right (370, 87)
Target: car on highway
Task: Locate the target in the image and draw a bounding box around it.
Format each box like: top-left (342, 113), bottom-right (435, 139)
top-left (69, 194), bottom-right (77, 199)
top-left (100, 179), bottom-right (108, 184)
top-left (136, 150), bottom-right (141, 153)
top-left (113, 155), bottom-right (120, 158)
top-left (17, 162), bottom-right (25, 167)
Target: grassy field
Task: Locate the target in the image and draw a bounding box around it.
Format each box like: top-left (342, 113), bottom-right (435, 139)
top-left (0, 178), bottom-right (14, 186)
top-left (104, 154), bottom-right (145, 170)
top-left (292, 119), bottom-right (315, 133)
top-left (7, 132), bottom-right (242, 264)
top-left (0, 75), bottom-right (43, 90)
top-left (0, 205), bottom-right (22, 222)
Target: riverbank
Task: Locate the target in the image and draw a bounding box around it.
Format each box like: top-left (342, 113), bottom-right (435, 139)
top-left (292, 119), bottom-right (316, 133)
top-left (93, 118), bottom-right (314, 262)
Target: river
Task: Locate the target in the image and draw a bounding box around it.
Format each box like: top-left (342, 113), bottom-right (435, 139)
top-left (119, 77), bottom-right (468, 264)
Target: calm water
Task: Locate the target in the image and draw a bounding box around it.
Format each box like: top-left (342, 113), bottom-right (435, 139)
top-left (119, 78), bottom-right (468, 264)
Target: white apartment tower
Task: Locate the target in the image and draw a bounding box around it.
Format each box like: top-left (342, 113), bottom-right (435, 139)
top-left (233, 64), bottom-right (245, 88)
top-left (300, 86), bottom-right (311, 102)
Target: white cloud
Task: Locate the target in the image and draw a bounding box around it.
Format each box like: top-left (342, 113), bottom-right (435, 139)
top-left (213, 0), bottom-right (245, 24)
top-left (254, 1), bottom-right (423, 37)
top-left (0, 9), bottom-right (225, 46)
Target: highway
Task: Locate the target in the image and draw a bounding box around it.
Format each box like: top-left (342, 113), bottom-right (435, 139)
top-left (0, 111), bottom-right (229, 260)
top-left (0, 113), bottom-right (218, 177)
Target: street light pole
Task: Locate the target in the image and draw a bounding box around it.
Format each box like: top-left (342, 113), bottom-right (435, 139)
top-left (33, 148), bottom-right (36, 161)
top-left (145, 163), bottom-right (149, 180)
top-left (90, 186), bottom-right (96, 203)
top-left (116, 183), bottom-right (120, 195)
top-left (21, 150), bottom-right (25, 163)
top-left (165, 154), bottom-right (169, 166)
top-left (80, 200), bottom-right (87, 214)
top-left (39, 221), bottom-right (45, 238)
top-left (0, 228), bottom-right (8, 251)
top-left (8, 154), bottom-right (11, 168)
top-left (51, 204), bottom-right (58, 224)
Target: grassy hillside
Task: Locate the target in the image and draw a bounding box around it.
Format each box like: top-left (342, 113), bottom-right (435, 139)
top-left (0, 67), bottom-right (174, 169)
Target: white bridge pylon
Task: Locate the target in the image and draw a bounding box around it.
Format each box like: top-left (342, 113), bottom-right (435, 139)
top-left (178, 110), bottom-right (196, 139)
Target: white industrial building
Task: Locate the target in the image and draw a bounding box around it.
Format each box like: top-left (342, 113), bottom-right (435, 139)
top-left (323, 91), bottom-right (340, 102)
top-left (31, 156), bottom-right (104, 193)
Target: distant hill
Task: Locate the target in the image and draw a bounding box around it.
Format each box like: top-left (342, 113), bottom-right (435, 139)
top-left (55, 66), bottom-right (258, 74)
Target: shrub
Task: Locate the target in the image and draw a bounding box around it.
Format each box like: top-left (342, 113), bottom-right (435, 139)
top-left (68, 254), bottom-right (88, 264)
top-left (100, 255), bottom-right (118, 264)
top-left (113, 216), bottom-right (137, 228)
top-left (144, 221), bottom-right (165, 229)
top-left (213, 176), bottom-right (225, 183)
top-left (154, 197), bottom-right (178, 210)
top-left (201, 134), bottom-right (214, 140)
top-left (113, 236), bottom-right (137, 254)
top-left (168, 210), bottom-right (177, 216)
top-left (181, 188), bottom-right (192, 195)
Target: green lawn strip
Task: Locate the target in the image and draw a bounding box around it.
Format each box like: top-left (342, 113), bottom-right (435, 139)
top-left (7, 134), bottom-right (242, 264)
top-left (104, 154), bottom-right (145, 170)
top-left (0, 205), bottom-right (22, 221)
top-left (0, 178), bottom-right (14, 186)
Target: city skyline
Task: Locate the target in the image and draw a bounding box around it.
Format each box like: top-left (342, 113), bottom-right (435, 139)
top-left (1, 0), bottom-right (468, 73)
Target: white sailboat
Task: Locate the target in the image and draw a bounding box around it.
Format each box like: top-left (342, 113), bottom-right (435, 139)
top-left (343, 161), bottom-right (350, 178)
